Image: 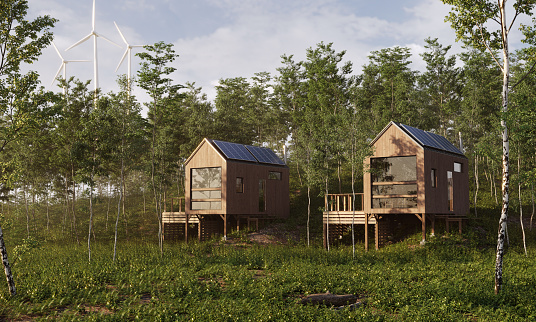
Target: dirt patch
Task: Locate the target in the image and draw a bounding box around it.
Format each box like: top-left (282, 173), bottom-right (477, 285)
top-left (247, 223), bottom-right (301, 245)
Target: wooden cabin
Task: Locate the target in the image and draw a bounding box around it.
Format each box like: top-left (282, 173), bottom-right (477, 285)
top-left (163, 138), bottom-right (290, 241)
top-left (324, 121), bottom-right (469, 249)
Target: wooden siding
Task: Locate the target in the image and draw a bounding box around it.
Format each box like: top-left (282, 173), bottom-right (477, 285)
top-left (364, 123), bottom-right (425, 214)
top-left (226, 161), bottom-right (289, 218)
top-left (185, 140), bottom-right (227, 215)
top-left (184, 139), bottom-right (289, 218)
top-left (423, 149), bottom-right (469, 215)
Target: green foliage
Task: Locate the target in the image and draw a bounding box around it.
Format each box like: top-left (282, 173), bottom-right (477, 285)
top-left (0, 231), bottom-right (534, 320)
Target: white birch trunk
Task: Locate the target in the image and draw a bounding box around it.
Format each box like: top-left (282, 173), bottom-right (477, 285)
top-left (0, 225), bottom-right (16, 296)
top-left (495, 0), bottom-right (510, 295)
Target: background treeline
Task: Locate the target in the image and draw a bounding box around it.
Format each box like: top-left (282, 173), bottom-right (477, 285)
top-left (2, 36), bottom-right (536, 245)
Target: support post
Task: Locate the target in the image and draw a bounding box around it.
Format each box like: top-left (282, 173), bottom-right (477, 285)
top-left (185, 213), bottom-right (189, 243)
top-left (365, 213), bottom-right (369, 251)
top-left (431, 214), bottom-right (435, 237)
top-left (421, 213), bottom-right (426, 243)
top-left (375, 215), bottom-right (379, 250)
top-left (323, 223), bottom-right (327, 249)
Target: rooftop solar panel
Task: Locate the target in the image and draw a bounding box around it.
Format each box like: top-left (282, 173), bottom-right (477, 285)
top-left (246, 145), bottom-right (286, 165)
top-left (212, 140), bottom-right (258, 162)
top-left (399, 124), bottom-right (463, 155)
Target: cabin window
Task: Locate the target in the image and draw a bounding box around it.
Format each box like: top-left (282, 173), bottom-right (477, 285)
top-left (259, 179), bottom-right (266, 212)
top-left (371, 156), bottom-right (417, 209)
top-left (431, 168), bottom-right (437, 188)
top-left (236, 177), bottom-right (244, 193)
top-left (447, 171), bottom-right (453, 211)
top-left (191, 167), bottom-right (222, 210)
top-left (269, 171), bottom-right (282, 180)
top-left (454, 162), bottom-right (462, 173)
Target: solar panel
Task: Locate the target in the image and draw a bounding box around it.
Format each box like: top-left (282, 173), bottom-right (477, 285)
top-left (246, 145), bottom-right (286, 165)
top-left (399, 124), bottom-right (463, 155)
top-left (212, 140), bottom-right (258, 162)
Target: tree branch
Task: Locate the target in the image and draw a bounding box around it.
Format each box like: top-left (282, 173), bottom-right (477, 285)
top-left (477, 24), bottom-right (504, 71)
top-left (511, 59), bottom-right (536, 90)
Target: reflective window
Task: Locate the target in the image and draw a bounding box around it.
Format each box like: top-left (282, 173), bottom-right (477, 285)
top-left (454, 162), bottom-right (462, 173)
top-left (373, 197), bottom-right (418, 209)
top-left (236, 177), bottom-right (244, 193)
top-left (191, 167), bottom-right (222, 210)
top-left (431, 168), bottom-right (437, 188)
top-left (269, 171), bottom-right (282, 180)
top-left (371, 156), bottom-right (416, 182)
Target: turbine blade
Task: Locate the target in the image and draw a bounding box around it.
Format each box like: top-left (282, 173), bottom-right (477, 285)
top-left (66, 33), bottom-right (92, 51)
top-left (92, 0), bottom-right (96, 30)
top-left (114, 21), bottom-right (128, 45)
top-left (116, 49), bottom-right (129, 72)
top-left (52, 41), bottom-right (63, 59)
top-left (95, 32), bottom-right (122, 48)
top-left (66, 60), bottom-right (92, 62)
top-left (52, 63), bottom-right (64, 86)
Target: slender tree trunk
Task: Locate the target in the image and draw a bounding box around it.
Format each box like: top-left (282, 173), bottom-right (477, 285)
top-left (531, 184), bottom-right (534, 230)
top-left (71, 164), bottom-right (79, 244)
top-left (23, 185), bottom-right (30, 238)
top-left (351, 135), bottom-right (356, 259)
top-left (46, 191), bottom-right (50, 231)
top-left (474, 154), bottom-right (479, 217)
top-left (495, 1), bottom-right (510, 294)
top-left (517, 150), bottom-right (527, 256)
top-left (325, 176), bottom-right (330, 252)
top-left (88, 159), bottom-right (95, 262)
top-left (106, 181), bottom-right (111, 231)
top-left (307, 185), bottom-right (310, 247)
top-left (0, 225), bottom-right (16, 296)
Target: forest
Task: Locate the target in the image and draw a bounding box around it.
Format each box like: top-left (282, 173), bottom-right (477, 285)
top-left (1, 0), bottom-right (536, 320)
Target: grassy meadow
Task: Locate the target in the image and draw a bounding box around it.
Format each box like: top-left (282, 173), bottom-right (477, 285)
top-left (0, 193), bottom-right (536, 321)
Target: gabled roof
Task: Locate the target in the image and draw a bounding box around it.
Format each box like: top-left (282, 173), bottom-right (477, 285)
top-left (371, 121), bottom-right (465, 157)
top-left (185, 138), bottom-right (287, 166)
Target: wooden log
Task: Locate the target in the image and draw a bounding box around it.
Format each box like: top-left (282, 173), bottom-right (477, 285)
top-left (300, 292), bottom-right (358, 307)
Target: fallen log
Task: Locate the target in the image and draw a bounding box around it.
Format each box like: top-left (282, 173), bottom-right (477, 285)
top-left (300, 292), bottom-right (358, 307)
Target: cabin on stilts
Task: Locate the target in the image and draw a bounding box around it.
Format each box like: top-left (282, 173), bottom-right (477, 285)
top-left (323, 121), bottom-right (469, 249)
top-left (162, 138), bottom-right (290, 242)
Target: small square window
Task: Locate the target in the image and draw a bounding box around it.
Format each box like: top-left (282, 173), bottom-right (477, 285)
top-left (454, 162), bottom-right (462, 173)
top-left (236, 177), bottom-right (243, 193)
top-left (269, 171), bottom-right (282, 180)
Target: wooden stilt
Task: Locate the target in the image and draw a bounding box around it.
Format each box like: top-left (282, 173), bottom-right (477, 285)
top-left (323, 224), bottom-right (327, 249)
top-left (375, 216), bottom-right (379, 250)
top-left (422, 214), bottom-right (426, 242)
top-left (185, 213), bottom-right (189, 243)
top-left (365, 213), bottom-right (369, 251)
top-left (431, 214), bottom-right (435, 237)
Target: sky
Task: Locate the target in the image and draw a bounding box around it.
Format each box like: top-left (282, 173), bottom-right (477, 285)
top-left (25, 0), bottom-right (530, 107)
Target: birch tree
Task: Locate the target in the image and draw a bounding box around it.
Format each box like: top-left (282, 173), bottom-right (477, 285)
top-left (441, 0), bottom-right (536, 294)
top-left (0, 0), bottom-right (56, 296)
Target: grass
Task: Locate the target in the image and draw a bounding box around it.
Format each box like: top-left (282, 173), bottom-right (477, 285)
top-left (0, 228), bottom-right (535, 321)
top-left (1, 188), bottom-right (535, 321)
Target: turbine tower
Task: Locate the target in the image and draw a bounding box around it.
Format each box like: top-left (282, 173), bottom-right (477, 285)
top-left (51, 42), bottom-right (90, 94)
top-left (114, 21), bottom-right (144, 96)
top-left (66, 0), bottom-right (121, 94)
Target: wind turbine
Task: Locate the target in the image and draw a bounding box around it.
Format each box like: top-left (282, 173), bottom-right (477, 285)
top-left (114, 21), bottom-right (145, 96)
top-left (66, 0), bottom-right (121, 95)
top-left (51, 42), bottom-right (90, 94)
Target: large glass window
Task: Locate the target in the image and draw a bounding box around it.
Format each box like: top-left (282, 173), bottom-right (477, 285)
top-left (371, 156), bottom-right (417, 182)
top-left (371, 156), bottom-right (417, 209)
top-left (191, 167), bottom-right (222, 210)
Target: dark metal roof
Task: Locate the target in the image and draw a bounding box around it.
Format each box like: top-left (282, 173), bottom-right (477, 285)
top-left (395, 122), bottom-right (465, 156)
top-left (211, 139), bottom-right (286, 166)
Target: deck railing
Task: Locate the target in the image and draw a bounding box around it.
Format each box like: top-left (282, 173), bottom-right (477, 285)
top-left (325, 193), bottom-right (364, 212)
top-left (164, 197), bottom-right (185, 213)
